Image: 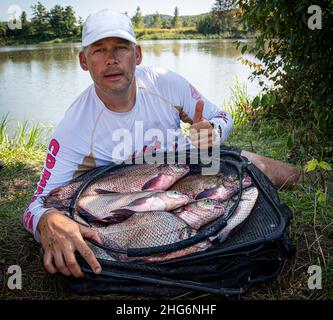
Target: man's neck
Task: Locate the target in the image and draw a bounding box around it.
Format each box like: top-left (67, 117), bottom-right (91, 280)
top-left (95, 80), bottom-right (137, 113)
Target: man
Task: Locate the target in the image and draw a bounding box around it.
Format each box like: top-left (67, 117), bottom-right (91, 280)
top-left (23, 9), bottom-right (299, 279)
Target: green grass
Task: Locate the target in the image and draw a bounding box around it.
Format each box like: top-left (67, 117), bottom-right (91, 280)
top-left (0, 109), bottom-right (332, 299)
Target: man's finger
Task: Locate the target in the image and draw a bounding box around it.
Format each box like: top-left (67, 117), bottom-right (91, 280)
top-left (80, 225), bottom-right (102, 244)
top-left (193, 100), bottom-right (204, 124)
top-left (43, 250), bottom-right (58, 274)
top-left (76, 239), bottom-right (102, 275)
top-left (63, 251), bottom-right (84, 278)
top-left (53, 251), bottom-right (71, 276)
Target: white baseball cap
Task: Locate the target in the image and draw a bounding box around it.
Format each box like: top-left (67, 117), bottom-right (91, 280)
top-left (82, 9), bottom-right (137, 47)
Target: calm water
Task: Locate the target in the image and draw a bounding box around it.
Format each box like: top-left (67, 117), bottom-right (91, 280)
top-left (0, 39), bottom-right (262, 126)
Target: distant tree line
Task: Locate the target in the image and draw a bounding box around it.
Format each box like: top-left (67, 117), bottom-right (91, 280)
top-left (0, 1), bottom-right (246, 44)
top-left (0, 2), bottom-right (82, 43)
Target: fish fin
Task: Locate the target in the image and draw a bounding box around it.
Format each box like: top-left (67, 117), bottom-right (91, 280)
top-left (78, 208), bottom-right (100, 223)
top-left (142, 173), bottom-right (163, 190)
top-left (103, 209), bottom-right (135, 224)
top-left (47, 187), bottom-right (62, 196)
top-left (195, 188), bottom-right (217, 200)
top-left (94, 189), bottom-right (118, 194)
top-left (126, 196), bottom-right (150, 207)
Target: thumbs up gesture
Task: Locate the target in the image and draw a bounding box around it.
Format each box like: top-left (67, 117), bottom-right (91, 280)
top-left (189, 100), bottom-right (213, 149)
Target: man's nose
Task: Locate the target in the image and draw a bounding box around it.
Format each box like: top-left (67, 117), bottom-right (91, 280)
top-left (106, 48), bottom-right (118, 64)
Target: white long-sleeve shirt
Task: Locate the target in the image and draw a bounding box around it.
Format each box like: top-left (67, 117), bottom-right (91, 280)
top-left (23, 66), bottom-right (233, 241)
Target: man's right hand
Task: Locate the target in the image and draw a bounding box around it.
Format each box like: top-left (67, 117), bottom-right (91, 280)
top-left (38, 210), bottom-right (102, 278)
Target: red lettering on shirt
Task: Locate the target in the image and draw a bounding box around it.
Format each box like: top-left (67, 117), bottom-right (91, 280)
top-left (24, 211), bottom-right (31, 228)
top-left (46, 154), bottom-right (56, 170)
top-left (49, 139), bottom-right (60, 156)
top-left (215, 112), bottom-right (228, 124)
top-left (28, 215), bottom-right (34, 231)
top-left (39, 169), bottom-right (51, 188)
top-left (189, 84), bottom-right (202, 101)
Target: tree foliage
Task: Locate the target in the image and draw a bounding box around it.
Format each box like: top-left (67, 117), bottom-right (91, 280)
top-left (237, 0), bottom-right (333, 141)
top-left (132, 6), bottom-right (144, 29)
top-left (1, 1), bottom-right (79, 42)
top-left (172, 7), bottom-right (182, 28)
top-left (152, 11), bottom-right (161, 28)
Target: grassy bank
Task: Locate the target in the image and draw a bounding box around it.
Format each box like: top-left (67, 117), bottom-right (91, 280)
top-left (0, 112), bottom-right (332, 299)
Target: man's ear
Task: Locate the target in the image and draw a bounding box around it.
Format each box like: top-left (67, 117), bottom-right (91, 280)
top-left (79, 51), bottom-right (89, 71)
top-left (135, 45), bottom-right (142, 66)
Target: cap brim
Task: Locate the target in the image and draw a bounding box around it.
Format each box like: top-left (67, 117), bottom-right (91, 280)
top-left (82, 29), bottom-right (137, 47)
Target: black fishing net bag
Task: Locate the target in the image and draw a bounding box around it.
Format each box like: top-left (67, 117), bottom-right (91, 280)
top-left (43, 145), bottom-right (295, 297)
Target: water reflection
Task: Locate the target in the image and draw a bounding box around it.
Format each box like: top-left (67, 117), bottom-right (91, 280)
top-left (0, 40), bottom-right (262, 125)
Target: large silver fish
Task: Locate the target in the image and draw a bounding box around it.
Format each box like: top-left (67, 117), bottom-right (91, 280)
top-left (209, 187), bottom-right (259, 243)
top-left (91, 211), bottom-right (211, 263)
top-left (169, 173), bottom-right (252, 201)
top-left (174, 199), bottom-right (226, 230)
top-left (77, 191), bottom-right (190, 224)
top-left (43, 164), bottom-right (190, 208)
top-left (93, 211), bottom-right (197, 250)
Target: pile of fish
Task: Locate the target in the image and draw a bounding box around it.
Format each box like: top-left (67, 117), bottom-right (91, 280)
top-left (43, 163), bottom-right (259, 263)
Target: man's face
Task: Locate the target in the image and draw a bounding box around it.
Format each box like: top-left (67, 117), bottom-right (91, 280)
top-left (80, 37), bottom-right (142, 96)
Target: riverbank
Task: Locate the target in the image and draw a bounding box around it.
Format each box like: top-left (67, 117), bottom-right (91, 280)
top-left (0, 113), bottom-right (332, 299)
top-left (1, 28), bottom-right (254, 46)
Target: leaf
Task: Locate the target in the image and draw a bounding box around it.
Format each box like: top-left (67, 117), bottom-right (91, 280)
top-left (261, 94), bottom-right (270, 106)
top-left (286, 134), bottom-right (294, 149)
top-left (318, 161), bottom-right (332, 171)
top-left (305, 159), bottom-right (319, 172)
top-left (252, 96), bottom-right (260, 108)
top-left (270, 94), bottom-right (277, 105)
top-left (241, 45), bottom-right (247, 54)
top-left (316, 190), bottom-right (326, 204)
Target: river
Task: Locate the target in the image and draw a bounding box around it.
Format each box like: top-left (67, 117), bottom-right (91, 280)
top-left (0, 39), bottom-right (262, 126)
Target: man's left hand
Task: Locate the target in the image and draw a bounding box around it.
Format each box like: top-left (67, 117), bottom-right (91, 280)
top-left (189, 100), bottom-right (213, 149)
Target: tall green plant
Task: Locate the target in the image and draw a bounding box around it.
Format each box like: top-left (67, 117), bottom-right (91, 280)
top-left (237, 0), bottom-right (333, 140)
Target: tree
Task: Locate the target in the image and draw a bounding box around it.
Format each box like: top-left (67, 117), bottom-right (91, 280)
top-left (212, 0), bottom-right (237, 33)
top-left (182, 17), bottom-right (194, 28)
top-left (63, 6), bottom-right (77, 36)
top-left (172, 7), bottom-right (182, 28)
top-left (48, 5), bottom-right (65, 37)
top-left (20, 11), bottom-right (32, 38)
top-left (132, 6), bottom-right (144, 29)
top-left (238, 0), bottom-right (332, 151)
top-left (152, 11), bottom-right (161, 28)
top-left (31, 2), bottom-right (50, 39)
top-left (0, 22), bottom-right (6, 42)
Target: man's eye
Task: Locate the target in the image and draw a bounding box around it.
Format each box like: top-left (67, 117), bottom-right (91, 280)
top-left (116, 46), bottom-right (129, 51)
top-left (93, 48), bottom-right (104, 54)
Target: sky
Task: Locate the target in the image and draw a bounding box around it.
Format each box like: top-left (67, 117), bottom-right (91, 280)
top-left (1, 0), bottom-right (216, 21)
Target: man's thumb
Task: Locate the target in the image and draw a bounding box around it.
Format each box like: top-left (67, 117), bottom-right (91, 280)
top-left (193, 100), bottom-right (204, 123)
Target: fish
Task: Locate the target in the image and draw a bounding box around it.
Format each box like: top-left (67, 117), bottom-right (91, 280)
top-left (209, 187), bottom-right (259, 243)
top-left (169, 172), bottom-right (252, 201)
top-left (93, 211), bottom-right (197, 250)
top-left (91, 211), bottom-right (211, 263)
top-left (77, 191), bottom-right (190, 224)
top-left (110, 240), bottom-right (212, 263)
top-left (43, 164), bottom-right (190, 209)
top-left (174, 199), bottom-right (226, 230)
top-left (195, 174), bottom-right (253, 201)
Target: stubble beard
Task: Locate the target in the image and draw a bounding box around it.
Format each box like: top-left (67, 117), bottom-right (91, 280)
top-left (95, 72), bottom-right (135, 98)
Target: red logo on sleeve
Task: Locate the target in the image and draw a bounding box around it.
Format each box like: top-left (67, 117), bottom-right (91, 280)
top-left (215, 112), bottom-right (229, 124)
top-left (189, 84), bottom-right (202, 101)
top-left (31, 139), bottom-right (60, 201)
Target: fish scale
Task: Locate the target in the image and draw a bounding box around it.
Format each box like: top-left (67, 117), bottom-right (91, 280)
top-left (43, 163), bottom-right (190, 208)
top-left (93, 211), bottom-right (197, 250)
